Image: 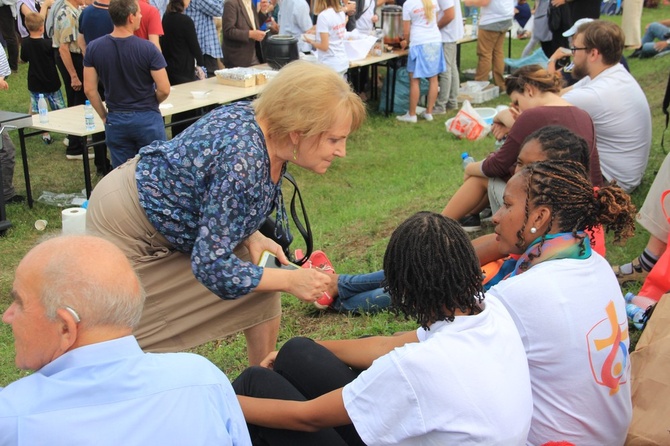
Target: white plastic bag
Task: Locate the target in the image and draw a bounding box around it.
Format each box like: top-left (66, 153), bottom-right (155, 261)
top-left (446, 100), bottom-right (491, 140)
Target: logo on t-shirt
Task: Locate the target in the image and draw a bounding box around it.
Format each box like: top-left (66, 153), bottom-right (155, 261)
top-left (586, 300), bottom-right (630, 395)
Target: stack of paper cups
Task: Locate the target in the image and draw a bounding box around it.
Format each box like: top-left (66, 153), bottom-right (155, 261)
top-left (61, 207), bottom-right (87, 235)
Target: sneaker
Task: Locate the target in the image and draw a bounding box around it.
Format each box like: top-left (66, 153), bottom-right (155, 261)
top-left (432, 106), bottom-right (447, 115)
top-left (629, 48), bottom-right (642, 58)
top-left (63, 137), bottom-right (69, 147)
top-left (458, 214), bottom-right (482, 232)
top-left (422, 112), bottom-right (434, 122)
top-left (314, 291), bottom-right (334, 310)
top-left (479, 207), bottom-right (493, 222)
top-left (66, 152), bottom-right (95, 160)
top-left (396, 113), bottom-right (417, 123)
top-left (42, 133), bottom-right (53, 145)
top-left (301, 250), bottom-right (336, 309)
top-left (612, 258), bottom-right (648, 286)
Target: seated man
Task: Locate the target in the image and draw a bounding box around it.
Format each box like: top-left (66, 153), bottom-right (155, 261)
top-left (0, 235), bottom-right (251, 445)
top-left (234, 212), bottom-right (532, 445)
top-left (630, 19), bottom-right (670, 58)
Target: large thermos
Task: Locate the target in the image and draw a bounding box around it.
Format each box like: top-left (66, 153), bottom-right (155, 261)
top-left (381, 5), bottom-right (403, 46)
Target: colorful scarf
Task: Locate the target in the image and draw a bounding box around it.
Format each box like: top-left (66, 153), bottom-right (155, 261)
top-left (508, 232), bottom-right (592, 278)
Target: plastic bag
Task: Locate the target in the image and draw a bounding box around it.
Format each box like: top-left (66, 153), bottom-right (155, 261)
top-left (37, 190), bottom-right (87, 207)
top-left (446, 100), bottom-right (491, 140)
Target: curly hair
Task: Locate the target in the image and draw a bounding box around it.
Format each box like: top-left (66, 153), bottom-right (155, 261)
top-left (505, 64), bottom-right (564, 96)
top-left (382, 212), bottom-right (484, 329)
top-left (521, 126), bottom-right (590, 174)
top-left (515, 160), bottom-right (636, 257)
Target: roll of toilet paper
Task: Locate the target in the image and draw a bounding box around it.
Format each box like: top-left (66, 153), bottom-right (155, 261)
top-left (62, 207), bottom-right (87, 235)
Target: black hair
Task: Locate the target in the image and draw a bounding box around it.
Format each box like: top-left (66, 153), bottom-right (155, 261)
top-left (521, 125), bottom-right (590, 173)
top-left (166, 0), bottom-right (186, 13)
top-left (382, 212), bottom-right (484, 329)
top-left (515, 160), bottom-right (636, 259)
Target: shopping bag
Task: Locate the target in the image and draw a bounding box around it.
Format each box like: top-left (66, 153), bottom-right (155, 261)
top-left (625, 293), bottom-right (670, 445)
top-left (446, 100), bottom-right (491, 141)
top-left (638, 190), bottom-right (670, 301)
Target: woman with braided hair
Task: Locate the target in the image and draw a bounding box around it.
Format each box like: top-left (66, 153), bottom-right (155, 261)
top-left (487, 159), bottom-right (635, 445)
top-left (233, 212), bottom-right (532, 445)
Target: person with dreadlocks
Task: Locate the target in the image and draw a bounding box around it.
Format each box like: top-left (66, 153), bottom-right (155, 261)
top-left (487, 159), bottom-right (635, 445)
top-left (232, 212), bottom-right (532, 446)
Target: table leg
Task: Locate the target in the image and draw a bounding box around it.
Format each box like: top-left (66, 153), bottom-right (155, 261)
top-left (18, 128), bottom-right (33, 208)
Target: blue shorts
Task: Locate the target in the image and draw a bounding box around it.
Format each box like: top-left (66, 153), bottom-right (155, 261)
top-left (407, 42), bottom-right (446, 79)
top-left (29, 90), bottom-right (66, 114)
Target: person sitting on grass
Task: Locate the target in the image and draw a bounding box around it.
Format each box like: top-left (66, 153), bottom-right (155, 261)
top-left (0, 235), bottom-right (251, 445)
top-left (316, 125), bottom-right (605, 314)
top-left (440, 64), bottom-right (602, 233)
top-left (628, 19), bottom-right (670, 58)
top-left (487, 160), bottom-right (634, 445)
top-left (233, 211), bottom-right (533, 446)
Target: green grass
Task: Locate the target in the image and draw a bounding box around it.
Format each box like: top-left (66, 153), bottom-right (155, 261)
top-left (1, 10), bottom-right (670, 385)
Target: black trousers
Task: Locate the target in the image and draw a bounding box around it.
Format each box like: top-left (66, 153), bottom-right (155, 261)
top-left (232, 337), bottom-right (366, 446)
top-left (0, 6), bottom-right (18, 71)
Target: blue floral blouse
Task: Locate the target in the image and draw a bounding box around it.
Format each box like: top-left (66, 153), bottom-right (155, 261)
top-left (136, 102), bottom-right (286, 299)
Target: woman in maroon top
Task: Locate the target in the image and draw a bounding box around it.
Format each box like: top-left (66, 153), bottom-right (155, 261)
top-left (441, 64), bottom-right (602, 231)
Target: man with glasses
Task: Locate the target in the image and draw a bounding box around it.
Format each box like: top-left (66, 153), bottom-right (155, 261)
top-left (562, 20), bottom-right (651, 193)
top-left (0, 235), bottom-right (252, 445)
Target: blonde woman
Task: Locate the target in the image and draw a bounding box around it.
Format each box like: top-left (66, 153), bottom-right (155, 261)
top-left (396, 0), bottom-right (445, 122)
top-left (304, 0), bottom-right (349, 74)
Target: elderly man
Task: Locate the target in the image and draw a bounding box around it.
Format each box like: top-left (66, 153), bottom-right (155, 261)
top-left (83, 0), bottom-right (169, 168)
top-left (562, 20), bottom-right (651, 193)
top-left (0, 235), bottom-right (251, 445)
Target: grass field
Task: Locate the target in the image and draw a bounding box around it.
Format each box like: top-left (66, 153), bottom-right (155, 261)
top-left (1, 10), bottom-right (670, 386)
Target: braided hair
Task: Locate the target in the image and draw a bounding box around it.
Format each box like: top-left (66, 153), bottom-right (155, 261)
top-left (516, 160), bottom-right (636, 256)
top-left (521, 125), bottom-right (590, 173)
top-left (382, 212), bottom-right (484, 329)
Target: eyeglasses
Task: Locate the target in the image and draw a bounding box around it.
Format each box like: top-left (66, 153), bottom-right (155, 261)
top-left (63, 306), bottom-right (81, 323)
top-left (569, 46), bottom-right (589, 54)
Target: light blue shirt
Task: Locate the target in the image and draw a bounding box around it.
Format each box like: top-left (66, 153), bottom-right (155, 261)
top-left (277, 0), bottom-right (313, 52)
top-left (0, 336), bottom-right (251, 446)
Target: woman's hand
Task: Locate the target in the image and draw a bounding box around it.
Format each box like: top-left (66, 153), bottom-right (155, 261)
top-left (244, 231), bottom-right (290, 266)
top-left (260, 351), bottom-right (278, 369)
top-left (287, 268), bottom-right (332, 303)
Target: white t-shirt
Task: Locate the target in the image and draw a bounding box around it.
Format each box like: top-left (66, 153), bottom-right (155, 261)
top-left (342, 297), bottom-right (532, 446)
top-left (437, 0), bottom-right (464, 42)
top-left (562, 63), bottom-right (651, 192)
top-left (356, 0), bottom-right (376, 33)
top-left (487, 253), bottom-right (633, 446)
top-left (315, 8), bottom-right (349, 73)
top-left (479, 0), bottom-right (514, 27)
top-left (402, 0), bottom-right (442, 46)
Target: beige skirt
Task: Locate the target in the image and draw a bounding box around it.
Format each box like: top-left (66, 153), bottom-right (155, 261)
top-left (86, 157), bottom-right (281, 352)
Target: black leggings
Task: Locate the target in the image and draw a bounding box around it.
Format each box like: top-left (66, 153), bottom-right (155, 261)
top-left (232, 337), bottom-right (366, 446)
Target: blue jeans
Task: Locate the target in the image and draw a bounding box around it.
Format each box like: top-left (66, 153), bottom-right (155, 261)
top-left (332, 270), bottom-right (391, 313)
top-left (106, 110), bottom-right (166, 168)
top-left (640, 22), bottom-right (670, 58)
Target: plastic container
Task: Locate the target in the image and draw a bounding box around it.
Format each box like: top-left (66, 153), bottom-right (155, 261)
top-left (626, 303), bottom-right (646, 330)
top-left (473, 107), bottom-right (497, 125)
top-left (84, 100), bottom-right (95, 131)
top-left (471, 10), bottom-right (478, 38)
top-left (461, 152), bottom-right (475, 169)
top-left (38, 94), bottom-right (49, 123)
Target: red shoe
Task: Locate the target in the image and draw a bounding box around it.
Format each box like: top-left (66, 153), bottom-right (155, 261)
top-left (297, 250), bottom-right (336, 309)
top-left (314, 291), bottom-right (334, 310)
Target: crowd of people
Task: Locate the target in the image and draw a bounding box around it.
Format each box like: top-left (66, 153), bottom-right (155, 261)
top-left (0, 0), bottom-right (666, 442)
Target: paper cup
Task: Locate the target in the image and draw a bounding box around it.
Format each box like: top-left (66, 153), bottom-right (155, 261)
top-left (34, 219), bottom-right (47, 231)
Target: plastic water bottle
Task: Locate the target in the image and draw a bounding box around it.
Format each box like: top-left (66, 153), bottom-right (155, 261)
top-left (84, 100), bottom-right (95, 131)
top-left (461, 152), bottom-right (475, 169)
top-left (626, 303), bottom-right (646, 330)
top-left (38, 94), bottom-right (49, 123)
top-left (471, 9), bottom-right (478, 38)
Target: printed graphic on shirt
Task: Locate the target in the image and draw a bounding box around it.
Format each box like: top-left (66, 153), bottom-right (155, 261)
top-left (586, 300), bottom-right (630, 395)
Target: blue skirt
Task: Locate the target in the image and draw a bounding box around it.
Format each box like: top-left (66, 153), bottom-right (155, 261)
top-left (407, 42), bottom-right (446, 79)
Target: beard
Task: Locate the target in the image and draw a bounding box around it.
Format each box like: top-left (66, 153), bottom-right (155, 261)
top-left (571, 62), bottom-right (588, 81)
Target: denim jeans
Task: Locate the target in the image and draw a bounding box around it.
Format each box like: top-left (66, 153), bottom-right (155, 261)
top-left (640, 22), bottom-right (670, 58)
top-left (106, 110), bottom-right (166, 168)
top-left (332, 270), bottom-right (391, 313)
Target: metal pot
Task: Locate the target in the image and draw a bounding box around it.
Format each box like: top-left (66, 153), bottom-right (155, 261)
top-left (264, 35), bottom-right (300, 70)
top-left (381, 5), bottom-right (403, 45)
